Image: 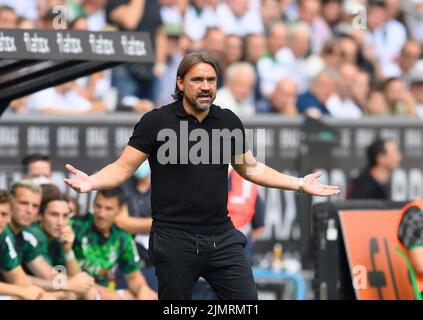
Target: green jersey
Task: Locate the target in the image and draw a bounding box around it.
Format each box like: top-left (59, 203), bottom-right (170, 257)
top-left (0, 225), bottom-right (20, 272)
top-left (23, 224), bottom-right (66, 268)
top-left (14, 225), bottom-right (43, 265)
top-left (70, 215), bottom-right (141, 287)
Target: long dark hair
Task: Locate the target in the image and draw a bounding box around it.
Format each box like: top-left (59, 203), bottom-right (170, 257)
top-left (172, 51), bottom-right (219, 101)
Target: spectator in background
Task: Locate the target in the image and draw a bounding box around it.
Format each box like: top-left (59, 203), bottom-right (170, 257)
top-left (78, 0), bottom-right (108, 31)
top-left (364, 88), bottom-right (389, 116)
top-left (219, 35), bottom-right (244, 75)
top-left (297, 0), bottom-right (332, 54)
top-left (216, 0), bottom-right (264, 37)
top-left (243, 33), bottom-right (267, 67)
top-left (201, 27), bottom-right (225, 62)
top-left (21, 154), bottom-right (52, 185)
top-left (26, 81), bottom-right (107, 115)
top-left (156, 24), bottom-right (189, 107)
top-left (0, 0), bottom-right (37, 21)
top-left (349, 138), bottom-right (402, 199)
top-left (305, 39), bottom-right (340, 79)
top-left (365, 0), bottom-right (407, 71)
top-left (201, 27), bottom-right (225, 87)
top-left (106, 0), bottom-right (167, 104)
top-left (184, 0), bottom-right (217, 43)
top-left (384, 39), bottom-right (423, 80)
top-left (351, 68), bottom-right (371, 112)
top-left (0, 5), bottom-right (17, 28)
top-left (296, 69), bottom-right (337, 118)
top-left (326, 62), bottom-right (363, 119)
top-left (321, 0), bottom-right (342, 32)
top-left (383, 77), bottom-right (416, 116)
top-left (17, 16), bottom-right (35, 29)
top-left (214, 62), bottom-right (256, 118)
top-left (257, 21), bottom-right (289, 98)
top-left (404, 0), bottom-right (423, 44)
top-left (260, 0), bottom-right (283, 30)
top-left (261, 77), bottom-right (299, 115)
top-left (69, 16), bottom-right (114, 112)
top-left (276, 22), bottom-right (312, 93)
top-left (243, 33), bottom-right (267, 105)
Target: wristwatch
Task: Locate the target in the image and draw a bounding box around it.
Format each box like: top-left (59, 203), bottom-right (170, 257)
top-left (297, 177), bottom-right (305, 195)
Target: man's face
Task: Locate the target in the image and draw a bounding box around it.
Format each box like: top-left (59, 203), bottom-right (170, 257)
top-left (228, 70), bottom-right (254, 103)
top-left (203, 29), bottom-right (225, 60)
top-left (313, 73), bottom-right (336, 104)
top-left (0, 9), bottom-right (17, 28)
top-left (268, 24), bottom-right (288, 55)
top-left (380, 140), bottom-right (402, 171)
top-left (399, 43), bottom-right (421, 72)
top-left (11, 187), bottom-right (42, 229)
top-left (93, 194), bottom-right (121, 234)
top-left (245, 35), bottom-right (266, 63)
top-left (272, 79), bottom-right (298, 112)
top-left (0, 202), bottom-right (11, 234)
top-left (41, 200), bottom-right (71, 239)
top-left (26, 160), bottom-right (52, 180)
top-left (368, 6), bottom-right (387, 30)
top-left (299, 0), bottom-right (320, 23)
top-left (177, 63), bottom-right (217, 112)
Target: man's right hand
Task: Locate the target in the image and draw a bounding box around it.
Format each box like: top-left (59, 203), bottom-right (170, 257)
top-left (64, 164), bottom-right (93, 193)
top-left (67, 272), bottom-right (95, 293)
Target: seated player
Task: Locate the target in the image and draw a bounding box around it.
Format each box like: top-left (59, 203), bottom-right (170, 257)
top-left (70, 188), bottom-right (157, 300)
top-left (0, 189), bottom-right (52, 300)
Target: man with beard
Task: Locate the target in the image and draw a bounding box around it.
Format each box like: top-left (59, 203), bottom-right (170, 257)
top-left (65, 51), bottom-right (340, 300)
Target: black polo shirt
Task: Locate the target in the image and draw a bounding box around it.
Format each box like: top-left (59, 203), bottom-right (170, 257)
top-left (128, 100), bottom-right (248, 233)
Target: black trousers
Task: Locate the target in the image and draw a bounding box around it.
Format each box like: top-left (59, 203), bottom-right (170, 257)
top-left (148, 225), bottom-right (258, 300)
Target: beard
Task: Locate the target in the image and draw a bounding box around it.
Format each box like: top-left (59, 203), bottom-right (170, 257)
top-left (185, 92), bottom-right (216, 112)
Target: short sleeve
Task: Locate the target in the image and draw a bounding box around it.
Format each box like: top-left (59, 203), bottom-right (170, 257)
top-left (0, 234), bottom-right (20, 272)
top-left (21, 230), bottom-right (43, 264)
top-left (128, 111), bottom-right (158, 155)
top-left (227, 111), bottom-right (249, 156)
top-left (118, 233), bottom-right (141, 275)
top-left (398, 207), bottom-right (423, 250)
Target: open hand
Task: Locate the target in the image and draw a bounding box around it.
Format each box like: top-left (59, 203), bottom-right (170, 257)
top-left (64, 164), bottom-right (93, 193)
top-left (303, 172), bottom-right (340, 196)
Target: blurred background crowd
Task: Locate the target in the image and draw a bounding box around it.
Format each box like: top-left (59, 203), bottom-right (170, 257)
top-left (1, 0), bottom-right (423, 120)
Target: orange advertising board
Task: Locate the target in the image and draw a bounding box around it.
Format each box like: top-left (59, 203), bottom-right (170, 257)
top-left (339, 210), bottom-right (414, 300)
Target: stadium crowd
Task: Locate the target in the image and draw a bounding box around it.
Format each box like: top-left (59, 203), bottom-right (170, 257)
top-left (1, 0), bottom-right (423, 300)
top-left (0, 0), bottom-right (423, 119)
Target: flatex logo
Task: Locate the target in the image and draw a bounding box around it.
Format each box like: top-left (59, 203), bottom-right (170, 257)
top-left (23, 32), bottom-right (50, 54)
top-left (56, 32), bottom-right (83, 55)
top-left (0, 32), bottom-right (16, 53)
top-left (89, 34), bottom-right (115, 55)
top-left (121, 35), bottom-right (147, 57)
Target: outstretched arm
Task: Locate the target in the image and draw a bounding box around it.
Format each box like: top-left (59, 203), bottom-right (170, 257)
top-left (231, 151), bottom-right (340, 196)
top-left (64, 145), bottom-right (148, 193)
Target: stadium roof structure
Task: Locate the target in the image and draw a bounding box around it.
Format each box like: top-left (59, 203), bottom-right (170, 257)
top-left (0, 29), bottom-right (154, 117)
